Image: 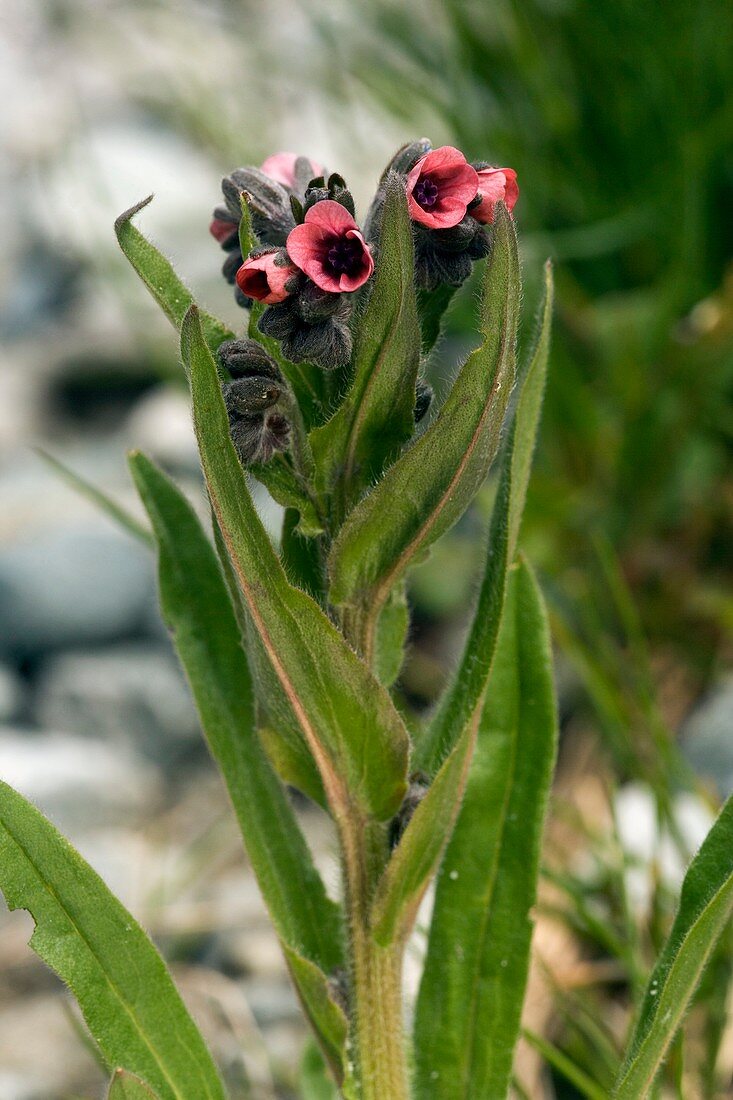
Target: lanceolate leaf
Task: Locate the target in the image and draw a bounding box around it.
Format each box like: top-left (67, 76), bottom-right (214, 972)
top-left (115, 196), bottom-right (233, 357)
top-left (417, 261), bottom-right (554, 774)
top-left (108, 1070), bottom-right (159, 1099)
top-left (371, 725), bottom-right (474, 946)
top-left (414, 559), bottom-right (558, 1100)
top-left (129, 452), bottom-right (342, 974)
top-left (284, 948), bottom-right (350, 1086)
top-left (613, 794), bottom-right (733, 1099)
top-left (311, 174), bottom-right (420, 513)
top-left (374, 582), bottom-right (410, 687)
top-left (182, 305), bottom-right (409, 823)
top-left (0, 782), bottom-right (226, 1100)
top-left (417, 283), bottom-right (458, 355)
top-left (328, 205), bottom-right (520, 650)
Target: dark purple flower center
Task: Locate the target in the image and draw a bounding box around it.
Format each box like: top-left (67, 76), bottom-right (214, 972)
top-left (414, 175), bottom-right (440, 209)
top-left (326, 236), bottom-right (362, 275)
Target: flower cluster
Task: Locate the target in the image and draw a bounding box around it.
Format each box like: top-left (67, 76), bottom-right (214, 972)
top-left (209, 139), bottom-right (518, 398)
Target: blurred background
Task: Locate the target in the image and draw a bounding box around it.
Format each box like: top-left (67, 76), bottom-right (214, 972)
top-left (1, 0), bottom-right (732, 1096)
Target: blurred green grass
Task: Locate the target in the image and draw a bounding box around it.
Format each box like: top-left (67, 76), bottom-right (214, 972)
top-left (301, 0), bottom-right (733, 682)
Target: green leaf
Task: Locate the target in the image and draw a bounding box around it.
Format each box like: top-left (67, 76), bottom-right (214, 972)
top-left (280, 507), bottom-right (326, 599)
top-left (414, 558), bottom-right (558, 1100)
top-left (613, 794), bottom-right (733, 1099)
top-left (416, 283), bottom-right (458, 355)
top-left (36, 448), bottom-right (153, 547)
top-left (310, 175), bottom-right (420, 514)
top-left (371, 725), bottom-right (474, 946)
top-left (284, 948), bottom-right (350, 1087)
top-left (374, 582), bottom-right (409, 687)
top-left (300, 1041), bottom-right (340, 1100)
top-left (129, 452), bottom-right (342, 974)
top-left (416, 260), bottom-right (553, 774)
top-left (115, 196), bottom-right (233, 357)
top-left (328, 205), bottom-right (520, 645)
top-left (108, 1069), bottom-right (159, 1099)
top-left (182, 305), bottom-right (409, 823)
top-left (0, 782), bottom-right (226, 1100)
top-left (250, 457), bottom-right (324, 537)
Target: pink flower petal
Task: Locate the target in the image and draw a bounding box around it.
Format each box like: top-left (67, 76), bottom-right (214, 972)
top-left (260, 151), bottom-right (325, 189)
top-left (406, 146), bottom-right (478, 229)
top-left (236, 253), bottom-right (296, 303)
top-left (286, 206), bottom-right (373, 293)
top-left (473, 167), bottom-right (519, 224)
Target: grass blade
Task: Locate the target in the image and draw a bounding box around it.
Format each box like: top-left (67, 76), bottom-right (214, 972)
top-left (613, 795), bottom-right (733, 1098)
top-left (36, 447), bottom-right (153, 547)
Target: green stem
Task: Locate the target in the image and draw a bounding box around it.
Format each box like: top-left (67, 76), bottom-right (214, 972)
top-left (340, 817), bottom-right (410, 1100)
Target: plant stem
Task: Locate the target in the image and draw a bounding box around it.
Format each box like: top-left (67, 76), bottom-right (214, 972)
top-left (340, 816), bottom-right (410, 1100)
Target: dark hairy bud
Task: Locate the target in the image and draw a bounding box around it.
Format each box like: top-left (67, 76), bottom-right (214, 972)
top-left (414, 378), bottom-right (434, 423)
top-left (389, 773), bottom-right (430, 849)
top-left (217, 338), bottom-right (284, 382)
top-left (257, 292), bottom-right (353, 371)
top-left (218, 340), bottom-right (291, 465)
top-left (224, 169), bottom-right (295, 246)
top-left (413, 217), bottom-right (491, 290)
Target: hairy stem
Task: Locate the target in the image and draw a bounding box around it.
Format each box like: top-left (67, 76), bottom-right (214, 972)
top-left (339, 816), bottom-right (410, 1100)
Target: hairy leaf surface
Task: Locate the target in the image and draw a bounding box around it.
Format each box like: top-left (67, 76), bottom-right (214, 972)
top-left (130, 453), bottom-right (342, 972)
top-left (108, 1070), bottom-right (159, 1099)
top-left (311, 174), bottom-right (420, 513)
top-left (0, 783), bottom-right (226, 1100)
top-left (417, 261), bottom-right (553, 774)
top-left (183, 306), bottom-right (409, 822)
top-left (328, 206), bottom-right (520, 636)
top-left (115, 196), bottom-right (232, 356)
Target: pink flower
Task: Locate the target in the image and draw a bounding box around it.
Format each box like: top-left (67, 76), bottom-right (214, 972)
top-left (286, 200), bottom-right (374, 293)
top-left (472, 167), bottom-right (519, 224)
top-left (236, 252), bottom-right (298, 304)
top-left (259, 152), bottom-right (326, 189)
top-left (406, 146), bottom-right (479, 229)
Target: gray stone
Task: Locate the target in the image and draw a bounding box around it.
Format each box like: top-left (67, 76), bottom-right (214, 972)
top-left (0, 526), bottom-right (154, 657)
top-left (34, 642), bottom-right (199, 763)
top-left (0, 664), bottom-right (24, 722)
top-left (0, 729), bottom-right (161, 831)
top-left (682, 675), bottom-right (733, 797)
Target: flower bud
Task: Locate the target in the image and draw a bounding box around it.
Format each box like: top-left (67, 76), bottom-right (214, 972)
top-left (227, 409), bottom-right (291, 466)
top-left (257, 299), bottom-right (352, 371)
top-left (217, 338), bottom-right (283, 382)
top-left (236, 248), bottom-right (299, 304)
top-left (219, 340), bottom-right (291, 465)
top-left (413, 216), bottom-right (490, 290)
top-left (414, 378), bottom-right (433, 423)
top-left (389, 773), bottom-right (430, 849)
top-left (470, 164), bottom-right (519, 224)
top-left (223, 169), bottom-right (295, 246)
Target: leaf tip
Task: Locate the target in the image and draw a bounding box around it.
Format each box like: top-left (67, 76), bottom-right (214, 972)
top-left (114, 194), bottom-right (155, 238)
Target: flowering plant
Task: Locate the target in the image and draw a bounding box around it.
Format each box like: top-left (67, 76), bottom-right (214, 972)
top-left (1, 139), bottom-right (731, 1100)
